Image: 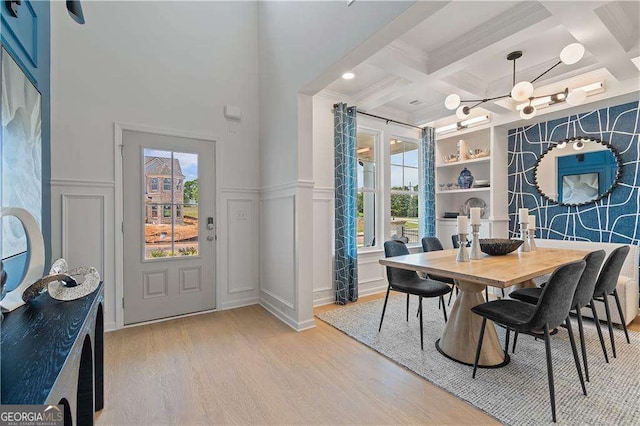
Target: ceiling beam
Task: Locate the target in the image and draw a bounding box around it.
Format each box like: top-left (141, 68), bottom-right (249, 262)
top-left (541, 1), bottom-right (638, 82)
top-left (357, 5), bottom-right (562, 118)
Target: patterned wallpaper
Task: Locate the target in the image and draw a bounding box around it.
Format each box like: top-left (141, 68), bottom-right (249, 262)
top-left (508, 101), bottom-right (640, 245)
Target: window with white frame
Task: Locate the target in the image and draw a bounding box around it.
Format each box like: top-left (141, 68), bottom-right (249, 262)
top-left (356, 131), bottom-right (377, 248)
top-left (389, 139), bottom-right (420, 243)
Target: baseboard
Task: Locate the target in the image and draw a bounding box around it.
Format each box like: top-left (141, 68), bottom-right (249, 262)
top-left (259, 298), bottom-right (316, 332)
top-left (218, 297), bottom-right (259, 311)
top-left (313, 295), bottom-right (336, 307)
top-left (359, 284), bottom-right (389, 298)
top-left (313, 284), bottom-right (388, 307)
top-left (105, 321), bottom-right (117, 332)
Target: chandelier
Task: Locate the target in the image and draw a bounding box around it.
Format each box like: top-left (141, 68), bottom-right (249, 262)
top-left (444, 43), bottom-right (588, 120)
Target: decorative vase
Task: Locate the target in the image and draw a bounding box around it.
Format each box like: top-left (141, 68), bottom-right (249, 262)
top-left (458, 167), bottom-right (474, 189)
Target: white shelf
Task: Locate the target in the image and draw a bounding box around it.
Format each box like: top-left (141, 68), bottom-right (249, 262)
top-left (436, 187), bottom-right (490, 195)
top-left (436, 156), bottom-right (491, 168)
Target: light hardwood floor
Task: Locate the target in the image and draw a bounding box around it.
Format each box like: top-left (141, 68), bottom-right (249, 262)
top-left (98, 297), bottom-right (497, 425)
top-left (99, 294), bottom-right (639, 425)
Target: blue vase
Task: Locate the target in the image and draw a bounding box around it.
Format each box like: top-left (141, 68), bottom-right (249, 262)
top-left (458, 167), bottom-right (474, 189)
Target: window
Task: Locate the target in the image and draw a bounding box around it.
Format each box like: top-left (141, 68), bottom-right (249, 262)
top-left (144, 150), bottom-right (199, 258)
top-left (390, 139), bottom-right (420, 243)
top-left (357, 131), bottom-right (376, 248)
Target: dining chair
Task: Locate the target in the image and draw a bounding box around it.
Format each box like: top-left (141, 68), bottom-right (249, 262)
top-left (510, 250), bottom-right (606, 382)
top-left (471, 260), bottom-right (587, 423)
top-left (451, 234), bottom-right (503, 301)
top-left (381, 240), bottom-right (452, 350)
top-left (591, 245), bottom-right (631, 359)
top-left (422, 237), bottom-right (458, 307)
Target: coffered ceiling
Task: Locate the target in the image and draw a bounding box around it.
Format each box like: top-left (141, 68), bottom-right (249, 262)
top-left (323, 1), bottom-right (640, 127)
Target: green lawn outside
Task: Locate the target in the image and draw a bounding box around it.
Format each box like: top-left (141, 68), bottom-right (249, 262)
top-left (183, 205), bottom-right (198, 218)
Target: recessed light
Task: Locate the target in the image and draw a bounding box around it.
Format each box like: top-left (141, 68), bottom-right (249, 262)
top-left (342, 72), bottom-right (355, 80)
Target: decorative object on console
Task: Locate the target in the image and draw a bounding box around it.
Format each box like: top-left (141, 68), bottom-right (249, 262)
top-left (444, 44), bottom-right (592, 120)
top-left (0, 208), bottom-right (45, 312)
top-left (457, 167), bottom-right (474, 189)
top-left (533, 137), bottom-right (623, 207)
top-left (21, 258), bottom-right (100, 304)
top-left (479, 239), bottom-right (524, 256)
top-left (442, 154), bottom-right (458, 163)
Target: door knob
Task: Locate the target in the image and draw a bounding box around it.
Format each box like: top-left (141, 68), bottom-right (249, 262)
top-left (207, 235), bottom-right (215, 242)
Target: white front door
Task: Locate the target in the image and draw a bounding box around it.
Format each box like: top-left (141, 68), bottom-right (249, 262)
top-left (122, 130), bottom-right (216, 325)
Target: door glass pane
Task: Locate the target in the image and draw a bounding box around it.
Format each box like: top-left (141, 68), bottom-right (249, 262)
top-left (176, 204), bottom-right (198, 256)
top-left (143, 149), bottom-right (199, 259)
top-left (174, 152), bottom-right (198, 257)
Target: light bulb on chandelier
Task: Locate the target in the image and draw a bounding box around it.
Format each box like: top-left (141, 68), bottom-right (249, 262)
top-left (520, 101), bottom-right (537, 120)
top-left (444, 43), bottom-right (588, 121)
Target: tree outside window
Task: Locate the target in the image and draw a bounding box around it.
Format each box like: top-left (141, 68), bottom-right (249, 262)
top-left (390, 139), bottom-right (420, 243)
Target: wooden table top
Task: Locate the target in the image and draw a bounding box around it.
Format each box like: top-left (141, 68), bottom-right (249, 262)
top-left (379, 248), bottom-right (590, 288)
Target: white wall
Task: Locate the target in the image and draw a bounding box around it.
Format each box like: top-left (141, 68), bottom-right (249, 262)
top-left (50, 1), bottom-right (260, 330)
top-left (312, 92), bottom-right (421, 306)
top-left (257, 1), bottom-right (433, 330)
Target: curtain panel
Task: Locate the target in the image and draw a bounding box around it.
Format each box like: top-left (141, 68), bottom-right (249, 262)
top-left (420, 127), bottom-right (436, 238)
top-left (334, 103), bottom-right (358, 305)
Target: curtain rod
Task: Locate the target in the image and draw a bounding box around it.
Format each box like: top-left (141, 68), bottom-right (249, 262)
top-left (333, 104), bottom-right (425, 131)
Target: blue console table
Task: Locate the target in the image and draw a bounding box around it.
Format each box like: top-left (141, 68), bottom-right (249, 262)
top-left (1, 283), bottom-right (104, 425)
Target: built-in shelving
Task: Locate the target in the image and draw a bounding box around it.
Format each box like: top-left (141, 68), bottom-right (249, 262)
top-left (436, 156), bottom-right (491, 168)
top-left (435, 126), bottom-right (509, 249)
top-left (436, 187), bottom-right (490, 195)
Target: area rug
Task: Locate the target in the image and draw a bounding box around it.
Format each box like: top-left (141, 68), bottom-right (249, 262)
top-left (316, 295), bottom-right (640, 425)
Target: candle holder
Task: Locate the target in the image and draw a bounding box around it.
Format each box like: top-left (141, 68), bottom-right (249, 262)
top-left (519, 222), bottom-right (531, 252)
top-left (456, 233), bottom-right (470, 262)
top-left (528, 229), bottom-right (537, 251)
top-left (470, 224), bottom-right (483, 259)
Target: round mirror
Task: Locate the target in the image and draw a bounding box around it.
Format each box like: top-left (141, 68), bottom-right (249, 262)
top-left (534, 137), bottom-right (622, 206)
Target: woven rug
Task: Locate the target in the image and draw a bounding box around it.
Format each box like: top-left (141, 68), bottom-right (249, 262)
top-left (316, 294), bottom-right (640, 425)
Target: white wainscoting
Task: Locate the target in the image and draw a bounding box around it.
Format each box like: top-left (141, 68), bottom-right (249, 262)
top-left (312, 187), bottom-right (335, 306)
top-left (52, 178), bottom-right (261, 331)
top-left (259, 184), bottom-right (299, 329)
top-left (218, 188), bottom-right (260, 310)
top-left (51, 179), bottom-right (117, 331)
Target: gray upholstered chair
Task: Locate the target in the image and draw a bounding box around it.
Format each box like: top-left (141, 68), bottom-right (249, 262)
top-left (471, 260), bottom-right (587, 423)
top-left (591, 246), bottom-right (631, 359)
top-left (510, 250), bottom-right (606, 382)
top-left (381, 240), bottom-right (452, 350)
top-left (421, 237), bottom-right (457, 306)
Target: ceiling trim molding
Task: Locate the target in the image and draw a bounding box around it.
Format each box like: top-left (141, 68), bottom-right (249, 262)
top-left (428, 2), bottom-right (552, 74)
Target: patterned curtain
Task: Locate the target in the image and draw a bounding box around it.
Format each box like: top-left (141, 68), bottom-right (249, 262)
top-left (334, 103), bottom-right (358, 305)
top-left (420, 126), bottom-right (436, 238)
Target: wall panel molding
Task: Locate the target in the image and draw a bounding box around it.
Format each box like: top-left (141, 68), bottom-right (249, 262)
top-left (61, 194), bottom-right (106, 277)
top-left (52, 178), bottom-right (116, 188)
top-left (260, 193), bottom-right (296, 310)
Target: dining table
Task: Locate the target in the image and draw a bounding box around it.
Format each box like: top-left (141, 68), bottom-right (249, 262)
top-left (379, 247), bottom-right (589, 367)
